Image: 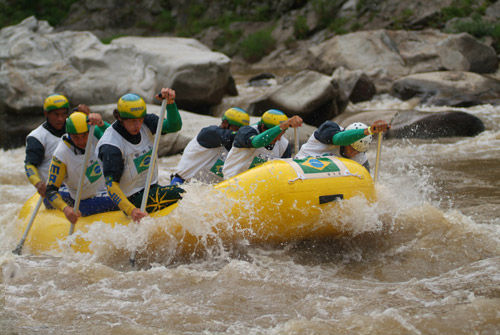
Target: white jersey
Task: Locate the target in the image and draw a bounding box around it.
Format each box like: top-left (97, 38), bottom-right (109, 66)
top-left (175, 137), bottom-right (226, 183)
top-left (52, 136), bottom-right (106, 200)
top-left (296, 133), bottom-right (367, 166)
top-left (223, 125), bottom-right (289, 179)
top-left (27, 124), bottom-right (61, 183)
top-left (96, 125), bottom-right (157, 197)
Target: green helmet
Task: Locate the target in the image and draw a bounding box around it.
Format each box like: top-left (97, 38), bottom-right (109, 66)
top-left (261, 109), bottom-right (288, 129)
top-left (117, 93), bottom-right (147, 119)
top-left (43, 94), bottom-right (70, 112)
top-left (66, 112), bottom-right (89, 134)
top-left (222, 107), bottom-right (250, 127)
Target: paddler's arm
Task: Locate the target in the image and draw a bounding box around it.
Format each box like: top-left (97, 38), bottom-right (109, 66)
top-left (143, 103), bottom-right (182, 136)
top-left (332, 129), bottom-right (368, 146)
top-left (25, 136), bottom-right (46, 196)
top-left (92, 121), bottom-right (110, 139)
top-left (144, 88), bottom-right (182, 134)
top-left (45, 156), bottom-right (69, 211)
top-left (250, 126), bottom-right (284, 148)
top-left (249, 115), bottom-right (303, 148)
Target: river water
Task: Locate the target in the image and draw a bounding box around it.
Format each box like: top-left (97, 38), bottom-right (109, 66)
top-left (1, 89), bottom-right (499, 334)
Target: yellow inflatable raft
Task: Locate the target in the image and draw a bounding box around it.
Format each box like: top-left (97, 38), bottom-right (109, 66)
top-left (17, 156), bottom-right (375, 255)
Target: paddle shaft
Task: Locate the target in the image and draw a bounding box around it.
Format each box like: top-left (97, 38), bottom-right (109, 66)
top-left (130, 98), bottom-right (167, 266)
top-left (373, 132), bottom-right (383, 183)
top-left (294, 127), bottom-right (299, 155)
top-left (12, 195), bottom-right (43, 255)
top-left (69, 125), bottom-right (95, 236)
top-left (140, 99), bottom-right (167, 212)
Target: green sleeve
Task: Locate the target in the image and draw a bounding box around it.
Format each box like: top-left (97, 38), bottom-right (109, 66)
top-left (250, 125), bottom-right (283, 148)
top-left (332, 129), bottom-right (367, 146)
top-left (161, 103), bottom-right (182, 134)
top-left (93, 121), bottom-right (110, 139)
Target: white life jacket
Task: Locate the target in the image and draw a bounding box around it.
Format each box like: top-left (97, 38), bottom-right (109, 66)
top-left (96, 125), bottom-right (157, 197)
top-left (223, 125), bottom-right (289, 179)
top-left (175, 137), bottom-right (226, 183)
top-left (296, 133), bottom-right (367, 166)
top-left (27, 124), bottom-right (61, 183)
top-left (52, 136), bottom-right (106, 200)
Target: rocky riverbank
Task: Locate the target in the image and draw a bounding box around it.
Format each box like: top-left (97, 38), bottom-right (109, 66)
top-left (0, 7), bottom-right (498, 149)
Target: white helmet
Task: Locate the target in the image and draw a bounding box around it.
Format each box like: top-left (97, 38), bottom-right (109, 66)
top-left (345, 122), bottom-right (372, 152)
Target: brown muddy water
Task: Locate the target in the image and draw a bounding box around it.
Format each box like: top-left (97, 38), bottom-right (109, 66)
top-left (1, 94), bottom-right (499, 334)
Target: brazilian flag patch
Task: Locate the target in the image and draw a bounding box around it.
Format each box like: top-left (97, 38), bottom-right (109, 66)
top-left (85, 161), bottom-right (102, 183)
top-left (210, 158), bottom-right (224, 177)
top-left (133, 149), bottom-right (152, 174)
top-left (294, 157), bottom-right (340, 174)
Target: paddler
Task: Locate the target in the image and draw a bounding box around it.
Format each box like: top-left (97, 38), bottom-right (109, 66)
top-left (295, 120), bottom-right (390, 171)
top-left (96, 89), bottom-right (183, 222)
top-left (45, 111), bottom-right (117, 224)
top-left (222, 109), bottom-right (303, 179)
top-left (24, 94), bottom-right (93, 208)
top-left (171, 107), bottom-right (250, 184)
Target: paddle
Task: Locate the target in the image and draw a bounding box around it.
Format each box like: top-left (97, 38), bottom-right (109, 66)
top-left (12, 195), bottom-right (43, 255)
top-left (69, 125), bottom-right (95, 236)
top-left (294, 127), bottom-right (299, 155)
top-left (129, 97), bottom-right (167, 267)
top-left (373, 132), bottom-right (383, 183)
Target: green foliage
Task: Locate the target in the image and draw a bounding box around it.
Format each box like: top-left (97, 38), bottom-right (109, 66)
top-left (391, 8), bottom-right (414, 29)
top-left (239, 28), bottom-right (276, 63)
top-left (100, 34), bottom-right (126, 45)
top-left (293, 15), bottom-right (309, 40)
top-left (449, 16), bottom-right (500, 52)
top-left (0, 0), bottom-right (78, 28)
top-left (328, 17), bottom-right (349, 35)
top-left (214, 28), bottom-right (243, 51)
top-left (312, 0), bottom-right (344, 30)
top-left (153, 10), bottom-right (176, 32)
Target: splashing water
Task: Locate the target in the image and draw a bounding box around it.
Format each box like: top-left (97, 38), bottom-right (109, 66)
top-left (1, 98), bottom-right (499, 334)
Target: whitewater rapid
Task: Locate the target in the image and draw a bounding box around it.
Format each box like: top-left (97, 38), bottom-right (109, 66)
top-left (1, 96), bottom-right (499, 334)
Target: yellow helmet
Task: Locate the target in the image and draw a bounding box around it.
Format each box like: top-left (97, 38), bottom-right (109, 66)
top-left (117, 93), bottom-right (147, 119)
top-left (222, 107), bottom-right (250, 127)
top-left (261, 109), bottom-right (288, 129)
top-left (43, 94), bottom-right (70, 112)
top-left (65, 112), bottom-right (89, 134)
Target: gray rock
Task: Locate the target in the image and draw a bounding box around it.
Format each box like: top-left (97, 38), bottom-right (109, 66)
top-left (331, 67), bottom-right (376, 103)
top-left (391, 71), bottom-right (500, 107)
top-left (247, 70), bottom-right (348, 126)
top-left (386, 110), bottom-right (485, 138)
top-left (437, 33), bottom-right (498, 73)
top-left (0, 17), bottom-right (235, 148)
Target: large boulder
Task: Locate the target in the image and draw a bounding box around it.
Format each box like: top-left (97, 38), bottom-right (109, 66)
top-left (309, 30), bottom-right (409, 92)
top-left (386, 110), bottom-right (485, 138)
top-left (437, 33), bottom-right (498, 73)
top-left (331, 67), bottom-right (376, 103)
top-left (247, 70), bottom-right (348, 127)
top-left (308, 29), bottom-right (497, 93)
top-left (391, 71), bottom-right (500, 107)
top-left (0, 17), bottom-right (235, 148)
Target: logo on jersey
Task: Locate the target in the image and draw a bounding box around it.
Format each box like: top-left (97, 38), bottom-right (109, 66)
top-left (133, 149), bottom-right (152, 174)
top-left (85, 161), bottom-right (102, 183)
top-left (210, 158), bottom-right (224, 177)
top-left (295, 157), bottom-right (340, 174)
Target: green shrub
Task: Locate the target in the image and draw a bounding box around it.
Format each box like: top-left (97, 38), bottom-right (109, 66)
top-left (239, 28), bottom-right (276, 63)
top-left (293, 15), bottom-right (309, 40)
top-left (214, 28), bottom-right (243, 50)
top-left (0, 0), bottom-right (78, 28)
top-left (328, 17), bottom-right (349, 35)
top-left (153, 10), bottom-right (176, 32)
